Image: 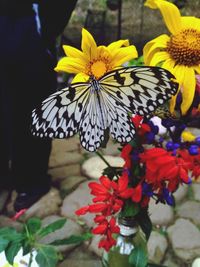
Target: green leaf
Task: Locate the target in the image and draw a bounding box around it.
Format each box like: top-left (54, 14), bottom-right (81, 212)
top-left (22, 239), bottom-right (32, 256)
top-left (38, 218), bottom-right (67, 238)
top-left (135, 208), bottom-right (152, 240)
top-left (36, 246), bottom-right (58, 267)
top-left (129, 244), bottom-right (148, 267)
top-left (0, 238), bottom-right (9, 253)
top-left (0, 227), bottom-right (24, 242)
top-left (120, 201), bottom-right (139, 217)
top-left (26, 217), bottom-right (42, 234)
top-left (5, 242), bottom-right (21, 265)
top-left (50, 232), bottom-right (93, 246)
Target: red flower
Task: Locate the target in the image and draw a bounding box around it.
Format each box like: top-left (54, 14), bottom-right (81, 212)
top-left (140, 147), bottom-right (190, 192)
top-left (132, 115), bottom-right (151, 136)
top-left (178, 149), bottom-right (200, 179)
top-left (96, 217), bottom-right (120, 251)
top-left (121, 144), bottom-right (133, 168)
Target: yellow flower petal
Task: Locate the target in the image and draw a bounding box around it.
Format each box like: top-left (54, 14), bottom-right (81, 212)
top-left (55, 57), bottom-right (85, 73)
top-left (149, 51), bottom-right (169, 66)
top-left (181, 67), bottom-right (196, 115)
top-left (143, 34), bottom-right (169, 64)
top-left (181, 16), bottom-right (200, 31)
top-left (181, 131), bottom-right (196, 142)
top-left (107, 39), bottom-right (130, 50)
top-left (62, 45), bottom-right (87, 62)
top-left (96, 45), bottom-right (110, 59)
top-left (195, 65), bottom-right (200, 74)
top-left (81, 28), bottom-right (97, 61)
top-left (72, 73), bottom-right (90, 83)
top-left (111, 46), bottom-right (138, 66)
top-left (145, 0), bottom-right (182, 34)
top-left (161, 58), bottom-right (175, 71)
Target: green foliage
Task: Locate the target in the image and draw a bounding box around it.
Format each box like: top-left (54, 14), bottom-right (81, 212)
top-left (0, 217), bottom-right (92, 267)
top-left (129, 245), bottom-right (148, 267)
top-left (128, 56), bottom-right (144, 67)
top-left (120, 201), bottom-right (140, 217)
top-left (135, 208), bottom-right (152, 241)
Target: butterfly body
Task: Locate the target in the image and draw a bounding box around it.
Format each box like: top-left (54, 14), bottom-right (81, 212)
top-left (31, 66), bottom-right (178, 151)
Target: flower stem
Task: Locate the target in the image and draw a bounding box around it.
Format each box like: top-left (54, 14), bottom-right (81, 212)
top-left (95, 151), bottom-right (112, 168)
top-left (95, 151), bottom-right (120, 179)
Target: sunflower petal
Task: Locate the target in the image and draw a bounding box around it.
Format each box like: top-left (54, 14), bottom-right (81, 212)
top-left (107, 39), bottom-right (130, 50)
top-left (143, 34), bottom-right (169, 64)
top-left (181, 17), bottom-right (200, 31)
top-left (149, 51), bottom-right (169, 66)
top-left (62, 45), bottom-right (87, 61)
top-left (72, 72), bottom-right (89, 83)
top-left (55, 57), bottom-right (85, 73)
top-left (145, 0), bottom-right (182, 34)
top-left (195, 65), bottom-right (200, 74)
top-left (181, 67), bottom-right (196, 115)
top-left (81, 28), bottom-right (97, 61)
top-left (111, 46), bottom-right (138, 66)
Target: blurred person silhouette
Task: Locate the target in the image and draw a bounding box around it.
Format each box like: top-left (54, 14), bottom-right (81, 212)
top-left (0, 0), bottom-right (77, 211)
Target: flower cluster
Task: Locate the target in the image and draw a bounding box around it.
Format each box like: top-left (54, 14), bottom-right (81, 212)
top-left (76, 173), bottom-right (142, 251)
top-left (76, 113), bottom-right (200, 251)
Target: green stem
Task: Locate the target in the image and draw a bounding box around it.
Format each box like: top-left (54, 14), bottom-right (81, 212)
top-left (95, 151), bottom-right (112, 168)
top-left (95, 151), bottom-right (120, 179)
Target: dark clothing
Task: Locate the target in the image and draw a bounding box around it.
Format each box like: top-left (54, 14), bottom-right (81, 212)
top-left (0, 1), bottom-right (77, 193)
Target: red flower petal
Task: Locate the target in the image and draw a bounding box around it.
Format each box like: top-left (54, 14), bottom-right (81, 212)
top-left (132, 183), bottom-right (142, 203)
top-left (92, 223), bottom-right (108, 234)
top-left (75, 206), bottom-right (89, 215)
top-left (89, 203), bottom-right (108, 213)
top-left (99, 176), bottom-right (112, 189)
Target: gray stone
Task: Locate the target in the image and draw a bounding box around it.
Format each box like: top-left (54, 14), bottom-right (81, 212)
top-left (49, 151), bottom-right (82, 168)
top-left (192, 258), bottom-right (200, 267)
top-left (50, 137), bottom-right (80, 154)
top-left (177, 200), bottom-right (200, 225)
top-left (149, 199), bottom-right (174, 226)
top-left (61, 180), bottom-right (95, 227)
top-left (188, 127), bottom-right (200, 137)
top-left (81, 155), bottom-right (124, 179)
top-left (58, 246), bottom-right (101, 267)
top-left (101, 139), bottom-right (120, 156)
top-left (192, 183), bottom-right (200, 201)
top-left (167, 218), bottom-right (200, 261)
top-left (147, 231), bottom-right (168, 264)
top-left (48, 164), bottom-right (81, 181)
top-left (40, 215), bottom-right (83, 252)
top-left (173, 184), bottom-right (188, 203)
top-left (60, 175), bottom-right (87, 195)
top-left (20, 188), bottom-right (62, 220)
top-left (0, 215), bottom-right (22, 231)
top-left (0, 190), bottom-right (9, 212)
top-left (88, 235), bottom-right (103, 257)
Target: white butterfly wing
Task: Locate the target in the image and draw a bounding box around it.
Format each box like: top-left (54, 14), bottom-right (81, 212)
top-left (99, 66), bottom-right (178, 116)
top-left (31, 83), bottom-right (90, 138)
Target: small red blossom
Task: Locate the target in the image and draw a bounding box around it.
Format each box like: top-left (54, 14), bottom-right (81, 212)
top-left (140, 147), bottom-right (191, 192)
top-left (11, 209), bottom-right (27, 221)
top-left (132, 115), bottom-right (151, 136)
top-left (121, 144), bottom-right (133, 168)
top-left (97, 217), bottom-right (120, 251)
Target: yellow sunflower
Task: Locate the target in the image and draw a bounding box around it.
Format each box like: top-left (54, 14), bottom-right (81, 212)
top-left (143, 0), bottom-right (200, 115)
top-left (55, 28), bottom-right (138, 83)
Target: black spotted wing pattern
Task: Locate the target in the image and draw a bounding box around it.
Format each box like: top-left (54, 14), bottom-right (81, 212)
top-left (31, 66), bottom-right (178, 151)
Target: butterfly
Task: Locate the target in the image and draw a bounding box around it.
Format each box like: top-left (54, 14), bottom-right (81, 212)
top-left (31, 66), bottom-right (178, 151)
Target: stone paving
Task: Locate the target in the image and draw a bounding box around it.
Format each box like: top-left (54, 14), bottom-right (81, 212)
top-left (1, 136), bottom-right (200, 267)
